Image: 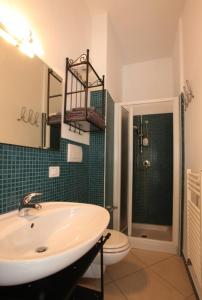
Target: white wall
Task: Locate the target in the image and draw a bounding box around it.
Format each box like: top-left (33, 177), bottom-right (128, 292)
top-left (172, 24), bottom-right (181, 96)
top-left (172, 19), bottom-right (184, 97)
top-left (182, 0), bottom-right (202, 172)
top-left (122, 57), bottom-right (174, 102)
top-left (181, 3), bottom-right (202, 295)
top-left (91, 13), bottom-right (123, 102)
top-left (106, 19), bottom-right (122, 102)
top-left (90, 13), bottom-right (108, 77)
top-left (130, 101), bottom-right (173, 115)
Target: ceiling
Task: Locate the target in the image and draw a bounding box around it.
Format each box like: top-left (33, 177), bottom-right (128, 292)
top-left (84, 0), bottom-right (185, 64)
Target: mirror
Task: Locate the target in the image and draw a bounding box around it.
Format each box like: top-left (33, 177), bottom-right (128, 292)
top-left (46, 69), bottom-right (63, 150)
top-left (47, 69), bottom-right (62, 120)
top-left (0, 37), bottom-right (62, 149)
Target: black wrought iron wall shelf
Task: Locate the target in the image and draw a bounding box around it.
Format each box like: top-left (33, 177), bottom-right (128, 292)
top-left (64, 49), bottom-right (106, 133)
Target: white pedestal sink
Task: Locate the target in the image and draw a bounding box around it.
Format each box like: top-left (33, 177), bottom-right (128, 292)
top-left (0, 202), bottom-right (109, 286)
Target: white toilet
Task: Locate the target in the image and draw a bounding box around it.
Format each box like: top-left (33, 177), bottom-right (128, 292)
top-left (84, 229), bottom-right (130, 278)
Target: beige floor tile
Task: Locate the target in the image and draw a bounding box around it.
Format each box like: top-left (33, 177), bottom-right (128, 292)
top-left (104, 272), bottom-right (113, 284)
top-left (116, 268), bottom-right (185, 300)
top-left (186, 294), bottom-right (198, 300)
top-left (105, 282), bottom-right (127, 300)
top-left (78, 272), bottom-right (112, 290)
top-left (106, 251), bottom-right (145, 281)
top-left (131, 248), bottom-right (173, 266)
top-left (151, 256), bottom-right (194, 297)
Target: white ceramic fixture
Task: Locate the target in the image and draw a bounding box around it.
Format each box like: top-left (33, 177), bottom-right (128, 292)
top-left (0, 202), bottom-right (109, 286)
top-left (84, 229), bottom-right (130, 278)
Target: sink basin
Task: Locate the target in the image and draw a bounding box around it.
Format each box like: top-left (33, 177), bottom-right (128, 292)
top-left (0, 202), bottom-right (109, 286)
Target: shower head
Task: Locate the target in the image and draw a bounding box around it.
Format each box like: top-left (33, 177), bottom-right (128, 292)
top-left (133, 125), bottom-right (139, 135)
top-left (143, 120), bottom-right (149, 146)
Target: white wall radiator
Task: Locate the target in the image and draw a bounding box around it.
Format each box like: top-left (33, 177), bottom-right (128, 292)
top-left (186, 169), bottom-right (202, 291)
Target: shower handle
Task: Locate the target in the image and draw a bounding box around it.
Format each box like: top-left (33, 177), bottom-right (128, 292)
top-left (143, 160), bottom-right (151, 168)
top-left (106, 205), bottom-right (118, 213)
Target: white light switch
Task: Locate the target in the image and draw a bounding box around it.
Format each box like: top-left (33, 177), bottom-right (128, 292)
top-left (67, 144), bottom-right (83, 162)
top-left (49, 166), bottom-right (60, 178)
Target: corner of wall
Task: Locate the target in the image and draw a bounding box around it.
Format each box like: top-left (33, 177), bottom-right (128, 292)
top-left (171, 18), bottom-right (184, 97)
top-left (106, 18), bottom-right (123, 102)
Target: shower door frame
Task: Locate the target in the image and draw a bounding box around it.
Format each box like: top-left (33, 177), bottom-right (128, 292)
top-left (113, 97), bottom-right (181, 254)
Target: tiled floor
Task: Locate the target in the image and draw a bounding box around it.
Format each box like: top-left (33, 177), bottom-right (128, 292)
top-left (79, 249), bottom-right (197, 300)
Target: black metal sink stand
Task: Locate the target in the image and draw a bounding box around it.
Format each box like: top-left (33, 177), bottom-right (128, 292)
top-left (0, 233), bottom-right (111, 300)
top-left (72, 234), bottom-right (109, 300)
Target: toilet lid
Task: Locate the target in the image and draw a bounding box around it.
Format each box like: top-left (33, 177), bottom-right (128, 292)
top-left (103, 229), bottom-right (129, 251)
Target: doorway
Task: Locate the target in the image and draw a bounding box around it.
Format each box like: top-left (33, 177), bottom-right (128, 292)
top-left (113, 98), bottom-right (180, 254)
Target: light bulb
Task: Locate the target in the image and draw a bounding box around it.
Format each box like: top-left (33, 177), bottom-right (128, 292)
top-left (18, 42), bottom-right (34, 58)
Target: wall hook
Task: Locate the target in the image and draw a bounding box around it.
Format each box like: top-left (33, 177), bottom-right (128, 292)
top-left (183, 80), bottom-right (194, 111)
top-left (17, 106), bottom-right (40, 126)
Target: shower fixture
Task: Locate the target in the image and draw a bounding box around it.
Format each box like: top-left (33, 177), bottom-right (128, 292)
top-left (140, 116), bottom-right (143, 153)
top-left (133, 125), bottom-right (139, 135)
top-left (143, 160), bottom-right (151, 168)
top-left (143, 120), bottom-right (149, 147)
top-left (133, 117), bottom-right (149, 153)
top-left (143, 138), bottom-right (149, 146)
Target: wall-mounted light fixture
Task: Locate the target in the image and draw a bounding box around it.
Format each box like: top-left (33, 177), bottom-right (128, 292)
top-left (0, 4), bottom-right (44, 58)
top-left (0, 23), bottom-right (18, 46)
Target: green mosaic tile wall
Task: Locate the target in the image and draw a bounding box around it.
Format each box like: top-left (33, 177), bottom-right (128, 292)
top-left (133, 113), bottom-right (173, 226)
top-left (0, 90), bottom-right (109, 214)
top-left (88, 90), bottom-right (105, 206)
top-left (0, 139), bottom-right (89, 214)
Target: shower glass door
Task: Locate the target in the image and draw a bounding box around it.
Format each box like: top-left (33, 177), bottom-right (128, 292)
top-left (133, 114), bottom-right (173, 238)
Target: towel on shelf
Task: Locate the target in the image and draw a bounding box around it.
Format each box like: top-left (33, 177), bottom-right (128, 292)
top-left (48, 112), bottom-right (61, 125)
top-left (65, 107), bottom-right (105, 129)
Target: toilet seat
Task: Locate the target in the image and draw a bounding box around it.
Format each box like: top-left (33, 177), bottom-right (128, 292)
top-left (103, 229), bottom-right (130, 253)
